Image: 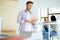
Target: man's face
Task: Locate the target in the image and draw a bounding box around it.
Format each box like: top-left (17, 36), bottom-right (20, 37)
top-left (26, 3), bottom-right (33, 10)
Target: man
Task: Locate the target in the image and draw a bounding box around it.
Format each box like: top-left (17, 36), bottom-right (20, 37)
top-left (17, 1), bottom-right (37, 37)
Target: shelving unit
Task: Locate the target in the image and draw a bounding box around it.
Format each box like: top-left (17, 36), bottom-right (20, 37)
top-left (40, 7), bottom-right (60, 40)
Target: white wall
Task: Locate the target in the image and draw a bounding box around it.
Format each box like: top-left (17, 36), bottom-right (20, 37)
top-left (39, 0), bottom-right (60, 8)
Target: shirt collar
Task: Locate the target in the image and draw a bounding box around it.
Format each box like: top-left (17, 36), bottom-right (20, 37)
top-left (24, 9), bottom-right (32, 14)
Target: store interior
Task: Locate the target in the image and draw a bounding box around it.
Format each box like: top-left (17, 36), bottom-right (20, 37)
top-left (0, 0), bottom-right (60, 40)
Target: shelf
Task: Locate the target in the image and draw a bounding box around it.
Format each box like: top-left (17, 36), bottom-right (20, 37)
top-left (48, 13), bottom-right (60, 15)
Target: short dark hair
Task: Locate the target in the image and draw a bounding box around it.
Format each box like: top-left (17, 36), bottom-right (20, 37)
top-left (26, 1), bottom-right (33, 4)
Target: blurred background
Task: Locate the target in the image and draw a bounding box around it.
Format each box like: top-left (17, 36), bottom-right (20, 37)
top-left (0, 0), bottom-right (18, 35)
top-left (0, 0), bottom-right (60, 38)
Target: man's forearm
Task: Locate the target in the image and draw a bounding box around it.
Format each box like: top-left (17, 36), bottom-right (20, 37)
top-left (25, 20), bottom-right (32, 23)
top-left (25, 18), bottom-right (38, 24)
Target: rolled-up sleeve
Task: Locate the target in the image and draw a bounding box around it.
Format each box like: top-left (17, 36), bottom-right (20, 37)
top-left (17, 12), bottom-right (25, 24)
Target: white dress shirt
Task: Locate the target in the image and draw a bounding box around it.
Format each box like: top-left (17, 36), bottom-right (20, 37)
top-left (25, 11), bottom-right (33, 32)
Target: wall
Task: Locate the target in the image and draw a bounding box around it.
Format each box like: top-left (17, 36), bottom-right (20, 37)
top-left (39, 0), bottom-right (60, 8)
top-left (0, 0), bottom-right (18, 31)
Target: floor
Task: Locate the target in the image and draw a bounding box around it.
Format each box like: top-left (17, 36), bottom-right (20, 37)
top-left (0, 31), bottom-right (43, 40)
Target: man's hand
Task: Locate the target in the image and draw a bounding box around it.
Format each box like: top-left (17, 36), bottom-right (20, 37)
top-left (30, 17), bottom-right (38, 24)
top-left (25, 19), bottom-right (32, 23)
top-left (25, 17), bottom-right (38, 24)
top-left (31, 17), bottom-right (38, 22)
